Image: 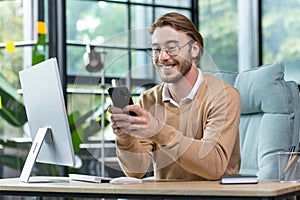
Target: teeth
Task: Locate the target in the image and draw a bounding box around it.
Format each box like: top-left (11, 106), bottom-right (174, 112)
top-left (162, 65), bottom-right (173, 70)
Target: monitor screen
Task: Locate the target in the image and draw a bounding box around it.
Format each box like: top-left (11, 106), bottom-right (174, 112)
top-left (19, 58), bottom-right (76, 182)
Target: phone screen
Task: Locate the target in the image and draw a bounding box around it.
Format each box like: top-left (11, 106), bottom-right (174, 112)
top-left (108, 87), bottom-right (136, 116)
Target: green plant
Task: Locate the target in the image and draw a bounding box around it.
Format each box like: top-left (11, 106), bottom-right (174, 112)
top-left (0, 74), bottom-right (27, 127)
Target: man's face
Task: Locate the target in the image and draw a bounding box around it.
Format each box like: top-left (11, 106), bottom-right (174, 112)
top-left (151, 26), bottom-right (193, 83)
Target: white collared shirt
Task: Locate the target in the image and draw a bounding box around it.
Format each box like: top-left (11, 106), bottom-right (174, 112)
top-left (162, 68), bottom-right (203, 107)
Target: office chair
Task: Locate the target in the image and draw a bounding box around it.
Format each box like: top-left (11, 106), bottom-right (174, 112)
top-left (205, 61), bottom-right (300, 180)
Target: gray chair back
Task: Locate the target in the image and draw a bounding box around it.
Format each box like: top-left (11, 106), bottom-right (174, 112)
top-left (204, 61), bottom-right (300, 180)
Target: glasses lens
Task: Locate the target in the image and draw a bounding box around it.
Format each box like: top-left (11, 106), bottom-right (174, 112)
top-left (146, 40), bottom-right (189, 57)
top-left (166, 46), bottom-right (179, 56)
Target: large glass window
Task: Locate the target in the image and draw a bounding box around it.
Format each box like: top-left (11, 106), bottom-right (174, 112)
top-left (262, 0), bottom-right (300, 84)
top-left (0, 0), bottom-right (38, 138)
top-left (0, 0), bottom-right (37, 87)
top-left (199, 0), bottom-right (238, 72)
top-left (66, 0), bottom-right (194, 87)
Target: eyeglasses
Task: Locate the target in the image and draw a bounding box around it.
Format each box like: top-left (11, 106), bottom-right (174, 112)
top-left (147, 40), bottom-right (193, 57)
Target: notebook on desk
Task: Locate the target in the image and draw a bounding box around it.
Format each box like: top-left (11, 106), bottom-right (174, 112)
top-left (221, 174), bottom-right (258, 184)
top-left (69, 174), bottom-right (112, 183)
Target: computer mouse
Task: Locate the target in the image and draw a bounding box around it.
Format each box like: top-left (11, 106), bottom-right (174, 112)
top-left (109, 177), bottom-right (142, 185)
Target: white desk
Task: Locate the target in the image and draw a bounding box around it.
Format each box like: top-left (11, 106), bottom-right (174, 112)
top-left (0, 176), bottom-right (300, 199)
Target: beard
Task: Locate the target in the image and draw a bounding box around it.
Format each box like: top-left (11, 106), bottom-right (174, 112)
top-left (159, 59), bottom-right (193, 83)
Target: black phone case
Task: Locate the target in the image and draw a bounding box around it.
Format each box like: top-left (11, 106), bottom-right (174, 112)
top-left (108, 87), bottom-right (136, 116)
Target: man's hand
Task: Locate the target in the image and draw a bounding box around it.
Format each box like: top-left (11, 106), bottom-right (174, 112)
top-left (108, 104), bottom-right (161, 138)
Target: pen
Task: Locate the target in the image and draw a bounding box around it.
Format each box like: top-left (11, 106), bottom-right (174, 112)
top-left (283, 145), bottom-right (298, 173)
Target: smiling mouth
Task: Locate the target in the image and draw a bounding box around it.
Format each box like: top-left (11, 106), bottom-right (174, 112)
top-left (161, 64), bottom-right (176, 70)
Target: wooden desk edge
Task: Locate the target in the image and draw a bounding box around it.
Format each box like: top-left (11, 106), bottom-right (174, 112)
top-left (0, 177), bottom-right (299, 198)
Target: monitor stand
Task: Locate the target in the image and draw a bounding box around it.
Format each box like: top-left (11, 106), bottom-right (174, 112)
top-left (19, 127), bottom-right (68, 183)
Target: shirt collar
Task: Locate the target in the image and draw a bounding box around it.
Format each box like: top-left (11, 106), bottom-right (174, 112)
top-left (162, 68), bottom-right (203, 107)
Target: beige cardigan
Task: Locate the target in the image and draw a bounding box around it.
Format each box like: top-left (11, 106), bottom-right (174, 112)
top-left (116, 73), bottom-right (241, 180)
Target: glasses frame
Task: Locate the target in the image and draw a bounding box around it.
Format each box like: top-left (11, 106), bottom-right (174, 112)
top-left (147, 40), bottom-right (194, 58)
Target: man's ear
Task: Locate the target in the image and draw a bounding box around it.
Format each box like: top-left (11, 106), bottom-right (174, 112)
top-left (191, 42), bottom-right (200, 58)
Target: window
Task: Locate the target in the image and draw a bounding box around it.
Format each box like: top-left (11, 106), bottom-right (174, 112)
top-left (66, 0), bottom-right (194, 88)
top-left (261, 0), bottom-right (300, 84)
top-left (199, 0), bottom-right (238, 72)
top-left (0, 0), bottom-right (38, 138)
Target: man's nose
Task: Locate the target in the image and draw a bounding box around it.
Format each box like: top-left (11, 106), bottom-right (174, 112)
top-left (159, 49), bottom-right (170, 60)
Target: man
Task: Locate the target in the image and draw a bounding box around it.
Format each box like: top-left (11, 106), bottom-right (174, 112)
top-left (108, 12), bottom-right (241, 181)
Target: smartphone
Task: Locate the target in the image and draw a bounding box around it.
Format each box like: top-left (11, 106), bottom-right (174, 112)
top-left (108, 86), bottom-right (137, 116)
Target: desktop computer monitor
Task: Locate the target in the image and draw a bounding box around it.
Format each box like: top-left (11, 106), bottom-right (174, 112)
top-left (19, 58), bottom-right (76, 183)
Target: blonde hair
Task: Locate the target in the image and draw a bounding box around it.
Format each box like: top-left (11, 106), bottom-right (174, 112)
top-left (148, 12), bottom-right (204, 64)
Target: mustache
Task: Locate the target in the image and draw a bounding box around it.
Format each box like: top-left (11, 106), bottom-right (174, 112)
top-left (157, 60), bottom-right (178, 66)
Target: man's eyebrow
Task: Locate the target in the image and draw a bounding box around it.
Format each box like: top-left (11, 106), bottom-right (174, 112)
top-left (151, 40), bottom-right (179, 46)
